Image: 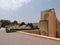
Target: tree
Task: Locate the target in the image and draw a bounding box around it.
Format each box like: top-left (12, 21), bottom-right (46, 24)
top-left (12, 20), bottom-right (18, 24)
top-left (20, 22), bottom-right (25, 26)
top-left (1, 20), bottom-right (11, 27)
top-left (27, 23), bottom-right (33, 28)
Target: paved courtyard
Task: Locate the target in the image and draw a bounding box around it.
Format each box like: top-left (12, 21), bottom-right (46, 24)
top-left (0, 28), bottom-right (60, 45)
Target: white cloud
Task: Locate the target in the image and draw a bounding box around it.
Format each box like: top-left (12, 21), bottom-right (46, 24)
top-left (0, 0), bottom-right (31, 10)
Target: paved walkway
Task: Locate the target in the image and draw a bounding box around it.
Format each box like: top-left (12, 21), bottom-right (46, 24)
top-left (0, 28), bottom-right (60, 45)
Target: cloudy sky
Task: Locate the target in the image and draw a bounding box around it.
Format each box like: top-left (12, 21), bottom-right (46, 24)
top-left (0, 0), bottom-right (60, 23)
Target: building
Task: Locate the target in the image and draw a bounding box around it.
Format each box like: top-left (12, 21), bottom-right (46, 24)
top-left (39, 8), bottom-right (60, 38)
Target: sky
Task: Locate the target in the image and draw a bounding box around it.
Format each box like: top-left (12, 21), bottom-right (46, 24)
top-left (0, 0), bottom-right (60, 23)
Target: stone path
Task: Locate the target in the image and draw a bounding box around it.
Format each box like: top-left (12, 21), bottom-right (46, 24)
top-left (0, 28), bottom-right (60, 45)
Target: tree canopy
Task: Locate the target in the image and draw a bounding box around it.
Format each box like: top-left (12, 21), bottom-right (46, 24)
top-left (1, 20), bottom-right (11, 27)
top-left (20, 22), bottom-right (25, 26)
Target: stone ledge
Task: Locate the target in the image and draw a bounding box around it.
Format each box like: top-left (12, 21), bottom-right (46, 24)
top-left (17, 31), bottom-right (60, 42)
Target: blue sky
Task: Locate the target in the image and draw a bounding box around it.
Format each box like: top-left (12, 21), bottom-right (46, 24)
top-left (0, 0), bottom-right (60, 23)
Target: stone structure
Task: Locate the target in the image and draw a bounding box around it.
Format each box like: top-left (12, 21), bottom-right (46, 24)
top-left (39, 8), bottom-right (60, 38)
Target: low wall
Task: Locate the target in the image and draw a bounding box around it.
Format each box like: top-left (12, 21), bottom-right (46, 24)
top-left (22, 30), bottom-right (40, 35)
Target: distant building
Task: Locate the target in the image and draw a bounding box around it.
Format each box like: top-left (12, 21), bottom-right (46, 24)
top-left (19, 25), bottom-right (31, 29)
top-left (6, 24), bottom-right (31, 30)
top-left (39, 8), bottom-right (60, 38)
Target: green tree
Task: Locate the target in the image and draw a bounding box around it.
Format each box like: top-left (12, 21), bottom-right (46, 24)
top-left (12, 20), bottom-right (18, 24)
top-left (27, 23), bottom-right (33, 28)
top-left (20, 22), bottom-right (25, 26)
top-left (1, 20), bottom-right (11, 27)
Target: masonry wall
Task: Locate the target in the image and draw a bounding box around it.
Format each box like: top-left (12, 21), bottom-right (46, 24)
top-left (39, 20), bottom-right (48, 36)
top-left (39, 8), bottom-right (60, 38)
top-left (56, 19), bottom-right (60, 38)
top-left (22, 30), bottom-right (40, 35)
